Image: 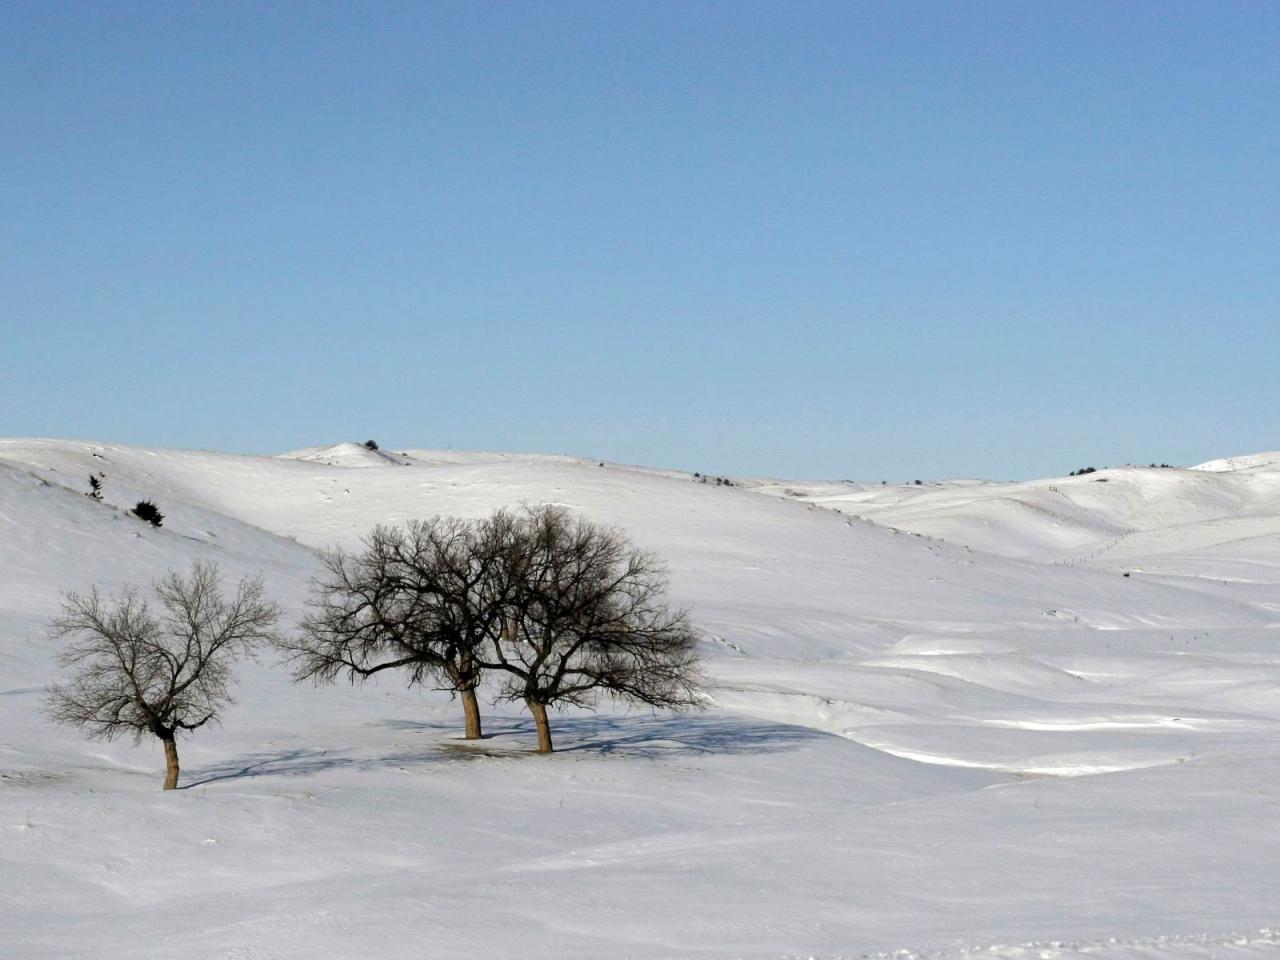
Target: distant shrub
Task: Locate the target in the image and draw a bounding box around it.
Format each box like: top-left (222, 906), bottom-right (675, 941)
top-left (695, 472), bottom-right (735, 487)
top-left (131, 500), bottom-right (164, 528)
top-left (363, 440), bottom-right (379, 451)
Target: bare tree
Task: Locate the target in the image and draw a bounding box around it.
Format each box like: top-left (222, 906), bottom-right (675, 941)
top-left (46, 562), bottom-right (279, 789)
top-left (488, 506), bottom-right (704, 753)
top-left (280, 513), bottom-right (521, 740)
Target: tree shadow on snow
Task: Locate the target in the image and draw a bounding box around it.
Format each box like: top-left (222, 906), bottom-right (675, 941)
top-left (561, 713), bottom-right (824, 759)
top-left (387, 711), bottom-right (826, 760)
top-left (180, 747), bottom-right (445, 788)
top-left (181, 749), bottom-right (338, 788)
top-left (183, 713), bottom-right (824, 788)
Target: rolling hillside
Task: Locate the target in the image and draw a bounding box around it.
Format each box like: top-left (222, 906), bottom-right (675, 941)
top-left (2, 439), bottom-right (1278, 959)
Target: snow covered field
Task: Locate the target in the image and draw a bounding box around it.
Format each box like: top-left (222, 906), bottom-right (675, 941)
top-left (1, 439), bottom-right (1277, 959)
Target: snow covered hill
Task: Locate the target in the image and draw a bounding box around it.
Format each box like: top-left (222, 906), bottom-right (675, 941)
top-left (752, 457), bottom-right (1280, 578)
top-left (2, 439), bottom-right (1278, 959)
top-left (1191, 451), bottom-right (1280, 473)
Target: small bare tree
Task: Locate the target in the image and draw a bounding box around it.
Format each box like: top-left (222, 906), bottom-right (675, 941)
top-left (280, 513), bottom-right (521, 740)
top-left (46, 562), bottom-right (279, 789)
top-left (488, 506), bottom-right (704, 753)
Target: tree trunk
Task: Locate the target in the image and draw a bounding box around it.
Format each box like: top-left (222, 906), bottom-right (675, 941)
top-left (528, 700), bottom-right (553, 753)
top-left (460, 685), bottom-right (483, 740)
top-left (162, 736), bottom-right (180, 790)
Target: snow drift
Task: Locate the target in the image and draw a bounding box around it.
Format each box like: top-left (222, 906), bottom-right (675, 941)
top-left (2, 438), bottom-right (1278, 959)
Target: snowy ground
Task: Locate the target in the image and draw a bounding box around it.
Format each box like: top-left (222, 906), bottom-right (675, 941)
top-left (1, 439), bottom-right (1277, 959)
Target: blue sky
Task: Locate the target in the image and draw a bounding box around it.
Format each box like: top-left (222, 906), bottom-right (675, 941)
top-left (3, 2), bottom-right (1277, 480)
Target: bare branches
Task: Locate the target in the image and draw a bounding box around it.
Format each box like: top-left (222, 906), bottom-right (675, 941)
top-left (45, 561), bottom-right (280, 788)
top-left (47, 586), bottom-right (164, 743)
top-left (485, 505), bottom-right (705, 752)
top-left (282, 506), bottom-right (705, 752)
top-left (278, 514), bottom-right (524, 739)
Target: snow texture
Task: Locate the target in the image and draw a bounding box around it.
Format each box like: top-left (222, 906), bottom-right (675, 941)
top-left (1, 439), bottom-right (1278, 959)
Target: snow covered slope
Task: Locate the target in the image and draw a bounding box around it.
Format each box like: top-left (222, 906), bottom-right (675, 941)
top-left (753, 458), bottom-right (1280, 579)
top-left (2, 439), bottom-right (1279, 959)
top-left (1191, 451), bottom-right (1280, 473)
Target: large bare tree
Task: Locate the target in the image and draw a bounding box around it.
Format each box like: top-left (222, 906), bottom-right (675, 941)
top-left (488, 505), bottom-right (704, 753)
top-left (280, 513), bottom-right (521, 740)
top-left (46, 562), bottom-right (279, 789)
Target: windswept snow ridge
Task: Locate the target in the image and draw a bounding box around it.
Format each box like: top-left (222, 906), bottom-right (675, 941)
top-left (752, 459), bottom-right (1280, 577)
top-left (1, 438), bottom-right (1278, 959)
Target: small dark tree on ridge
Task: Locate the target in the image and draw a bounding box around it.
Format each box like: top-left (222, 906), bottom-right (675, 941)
top-left (131, 500), bottom-right (164, 527)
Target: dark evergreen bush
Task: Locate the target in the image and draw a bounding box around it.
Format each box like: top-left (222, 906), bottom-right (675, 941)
top-left (131, 500), bottom-right (164, 528)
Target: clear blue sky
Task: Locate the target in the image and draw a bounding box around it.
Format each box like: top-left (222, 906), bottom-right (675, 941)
top-left (3, 2), bottom-right (1277, 480)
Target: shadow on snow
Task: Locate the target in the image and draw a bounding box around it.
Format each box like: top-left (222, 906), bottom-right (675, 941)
top-left (182, 712), bottom-right (823, 788)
